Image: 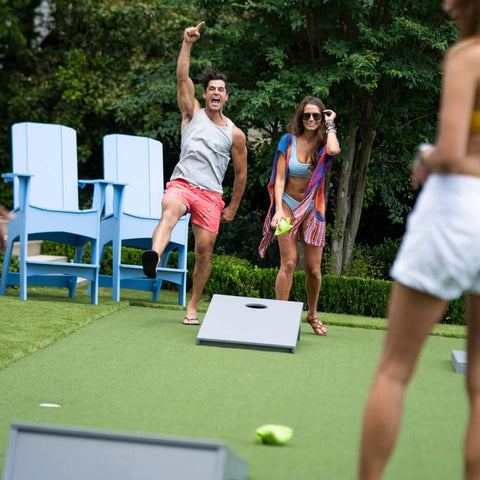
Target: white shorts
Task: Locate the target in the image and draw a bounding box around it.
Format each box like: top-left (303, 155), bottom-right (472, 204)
top-left (391, 174), bottom-right (480, 300)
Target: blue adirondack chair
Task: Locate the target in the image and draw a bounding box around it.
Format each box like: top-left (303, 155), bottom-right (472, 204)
top-left (0, 122), bottom-right (106, 305)
top-left (98, 133), bottom-right (190, 305)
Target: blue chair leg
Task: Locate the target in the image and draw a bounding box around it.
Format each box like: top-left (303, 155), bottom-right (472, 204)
top-left (178, 273), bottom-right (187, 307)
top-left (68, 245), bottom-right (84, 299)
top-left (0, 239), bottom-right (13, 295)
top-left (90, 240), bottom-right (99, 305)
top-left (112, 239), bottom-right (121, 302)
top-left (19, 234), bottom-right (28, 301)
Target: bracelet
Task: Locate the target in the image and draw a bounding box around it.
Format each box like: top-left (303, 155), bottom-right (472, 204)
top-left (413, 143), bottom-right (433, 168)
top-left (325, 128), bottom-right (337, 134)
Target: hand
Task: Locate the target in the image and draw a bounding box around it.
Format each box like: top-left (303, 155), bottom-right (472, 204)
top-left (270, 212), bottom-right (286, 230)
top-left (183, 21), bottom-right (205, 44)
top-left (412, 161), bottom-right (431, 190)
top-left (220, 205), bottom-right (236, 224)
top-left (323, 109), bottom-right (336, 123)
top-left (411, 143), bottom-right (433, 190)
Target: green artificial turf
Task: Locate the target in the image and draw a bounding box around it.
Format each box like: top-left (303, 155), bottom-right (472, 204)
top-left (0, 294), bottom-right (469, 479)
top-left (0, 285), bottom-right (211, 370)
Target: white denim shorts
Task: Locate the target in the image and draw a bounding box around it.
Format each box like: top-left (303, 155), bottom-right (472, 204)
top-left (391, 174), bottom-right (480, 300)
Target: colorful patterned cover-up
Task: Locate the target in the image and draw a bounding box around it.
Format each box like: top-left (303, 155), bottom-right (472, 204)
top-left (258, 133), bottom-right (335, 258)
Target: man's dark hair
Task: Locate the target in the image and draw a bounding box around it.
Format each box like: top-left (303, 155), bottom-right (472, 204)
top-left (199, 67), bottom-right (228, 93)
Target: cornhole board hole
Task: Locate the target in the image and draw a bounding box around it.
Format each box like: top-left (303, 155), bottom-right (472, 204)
top-left (2, 422), bottom-right (248, 480)
top-left (452, 350), bottom-right (467, 374)
top-left (197, 294), bottom-right (303, 353)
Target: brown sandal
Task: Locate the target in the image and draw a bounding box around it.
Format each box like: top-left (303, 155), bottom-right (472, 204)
top-left (306, 314), bottom-right (328, 336)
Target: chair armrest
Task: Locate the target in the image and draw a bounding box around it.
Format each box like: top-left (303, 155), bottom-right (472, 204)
top-left (78, 179), bottom-right (110, 189)
top-left (2, 173), bottom-right (33, 210)
top-left (2, 172), bottom-right (33, 182)
top-left (109, 182), bottom-right (127, 218)
top-left (79, 179), bottom-right (127, 216)
top-left (78, 179), bottom-right (109, 213)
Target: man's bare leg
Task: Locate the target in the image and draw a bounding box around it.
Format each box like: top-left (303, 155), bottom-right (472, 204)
top-left (183, 223), bottom-right (217, 324)
top-left (142, 197), bottom-right (187, 278)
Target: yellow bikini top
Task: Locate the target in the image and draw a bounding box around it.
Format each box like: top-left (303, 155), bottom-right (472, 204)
top-left (471, 110), bottom-right (480, 133)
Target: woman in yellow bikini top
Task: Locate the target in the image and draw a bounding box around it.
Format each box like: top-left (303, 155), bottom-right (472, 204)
top-left (471, 109), bottom-right (480, 133)
top-left (413, 33), bottom-right (480, 182)
top-left (359, 0), bottom-right (480, 479)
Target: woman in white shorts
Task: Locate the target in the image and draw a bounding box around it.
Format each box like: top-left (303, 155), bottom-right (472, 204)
top-left (359, 0), bottom-right (480, 478)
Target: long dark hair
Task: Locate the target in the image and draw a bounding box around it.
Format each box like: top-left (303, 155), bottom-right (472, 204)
top-left (457, 0), bottom-right (480, 38)
top-left (287, 96), bottom-right (327, 170)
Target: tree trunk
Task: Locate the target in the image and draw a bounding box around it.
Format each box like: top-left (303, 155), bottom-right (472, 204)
top-left (296, 242), bottom-right (305, 271)
top-left (324, 168), bottom-right (331, 212)
top-left (330, 125), bottom-right (358, 275)
top-left (342, 125), bottom-right (376, 273)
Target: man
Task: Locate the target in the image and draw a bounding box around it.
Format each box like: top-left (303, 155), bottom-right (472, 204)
top-left (142, 21), bottom-right (247, 325)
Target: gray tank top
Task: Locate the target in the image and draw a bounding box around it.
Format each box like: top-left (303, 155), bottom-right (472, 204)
top-left (171, 108), bottom-right (233, 194)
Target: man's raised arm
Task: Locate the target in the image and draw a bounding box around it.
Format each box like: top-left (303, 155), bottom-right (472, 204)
top-left (177, 22), bottom-right (204, 128)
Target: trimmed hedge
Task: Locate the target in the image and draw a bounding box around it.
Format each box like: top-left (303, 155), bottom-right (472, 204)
top-left (4, 243), bottom-right (465, 325)
top-left (200, 253), bottom-right (466, 325)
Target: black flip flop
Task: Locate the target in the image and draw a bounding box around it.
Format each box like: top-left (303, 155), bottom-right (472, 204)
top-left (142, 250), bottom-right (159, 279)
top-left (183, 316), bottom-right (199, 326)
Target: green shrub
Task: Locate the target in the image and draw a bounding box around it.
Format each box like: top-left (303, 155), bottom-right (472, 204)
top-left (342, 246), bottom-right (385, 279)
top-left (322, 238), bottom-right (401, 281)
top-left (202, 253), bottom-right (465, 324)
top-left (444, 296), bottom-right (466, 325)
top-left (35, 243), bottom-right (467, 325)
top-left (204, 254), bottom-right (261, 298)
top-left (372, 238), bottom-right (402, 279)
top-left (0, 251), bottom-right (19, 273)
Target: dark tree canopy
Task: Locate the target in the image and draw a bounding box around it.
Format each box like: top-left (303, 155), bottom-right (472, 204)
top-left (0, 0), bottom-right (457, 271)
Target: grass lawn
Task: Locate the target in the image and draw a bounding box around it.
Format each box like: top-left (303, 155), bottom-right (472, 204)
top-left (0, 285), bottom-right (468, 479)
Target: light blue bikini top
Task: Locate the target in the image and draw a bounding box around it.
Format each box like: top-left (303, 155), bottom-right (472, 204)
top-left (288, 136), bottom-right (312, 179)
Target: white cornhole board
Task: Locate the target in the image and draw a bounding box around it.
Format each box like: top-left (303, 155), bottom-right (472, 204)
top-left (451, 350), bottom-right (467, 374)
top-left (2, 422), bottom-right (248, 480)
top-left (197, 294), bottom-right (303, 353)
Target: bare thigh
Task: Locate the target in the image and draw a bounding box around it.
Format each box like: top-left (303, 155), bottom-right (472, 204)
top-left (192, 223), bottom-right (217, 257)
top-left (160, 196), bottom-right (188, 226)
top-left (303, 243), bottom-right (324, 272)
top-left (378, 282), bottom-right (449, 382)
top-left (277, 201), bottom-right (297, 262)
top-left (467, 294), bottom-right (480, 391)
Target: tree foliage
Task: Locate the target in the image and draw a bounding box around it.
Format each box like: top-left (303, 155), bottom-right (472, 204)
top-left (195, 0), bottom-right (457, 272)
top-left (0, 0), bottom-right (458, 272)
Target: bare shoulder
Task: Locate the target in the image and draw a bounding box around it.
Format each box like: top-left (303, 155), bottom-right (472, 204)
top-left (446, 39), bottom-right (480, 75)
top-left (231, 124), bottom-right (246, 147)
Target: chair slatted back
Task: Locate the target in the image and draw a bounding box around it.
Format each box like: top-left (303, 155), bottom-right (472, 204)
top-left (12, 122), bottom-right (79, 211)
top-left (103, 134), bottom-right (164, 218)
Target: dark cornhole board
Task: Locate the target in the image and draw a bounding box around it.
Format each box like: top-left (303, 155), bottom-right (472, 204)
top-left (197, 294), bottom-right (303, 353)
top-left (2, 422), bottom-right (248, 480)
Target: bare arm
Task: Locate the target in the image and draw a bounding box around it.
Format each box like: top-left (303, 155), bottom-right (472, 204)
top-left (221, 126), bottom-right (247, 223)
top-left (323, 109), bottom-right (341, 156)
top-left (270, 152), bottom-right (288, 228)
top-left (177, 22), bottom-right (204, 130)
top-left (421, 42), bottom-right (479, 172)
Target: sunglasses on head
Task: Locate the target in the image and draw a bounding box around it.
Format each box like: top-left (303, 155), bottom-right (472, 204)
top-left (302, 112), bottom-right (322, 121)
